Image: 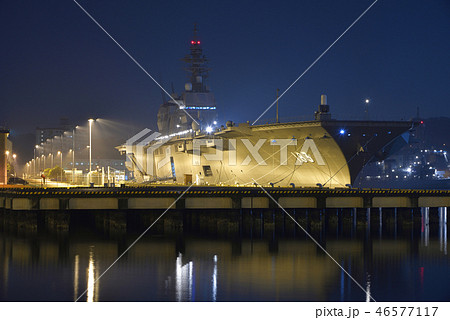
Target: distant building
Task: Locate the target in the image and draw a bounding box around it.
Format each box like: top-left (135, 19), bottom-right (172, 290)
top-left (6, 138), bottom-right (12, 154)
top-left (36, 118), bottom-right (74, 147)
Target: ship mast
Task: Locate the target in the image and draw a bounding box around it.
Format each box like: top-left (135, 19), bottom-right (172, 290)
top-left (182, 24), bottom-right (210, 93)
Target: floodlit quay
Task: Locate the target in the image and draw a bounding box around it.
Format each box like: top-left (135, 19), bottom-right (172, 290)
top-left (0, 185), bottom-right (449, 211)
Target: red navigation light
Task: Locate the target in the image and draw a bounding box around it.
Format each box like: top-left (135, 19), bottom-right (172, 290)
top-left (191, 41), bottom-right (195, 45)
top-left (197, 41), bottom-right (201, 44)
top-left (420, 120), bottom-right (424, 124)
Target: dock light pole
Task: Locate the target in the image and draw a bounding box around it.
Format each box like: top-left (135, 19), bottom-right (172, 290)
top-left (57, 151), bottom-right (62, 182)
top-left (57, 151), bottom-right (62, 168)
top-left (72, 127), bottom-right (76, 183)
top-left (88, 119), bottom-right (94, 184)
top-left (69, 149), bottom-right (74, 182)
top-left (34, 145), bottom-right (39, 177)
top-left (12, 154), bottom-right (17, 176)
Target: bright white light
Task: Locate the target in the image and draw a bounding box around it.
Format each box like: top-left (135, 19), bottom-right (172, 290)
top-left (365, 99), bottom-right (370, 104)
top-left (206, 126), bottom-right (213, 133)
top-left (339, 129), bottom-right (345, 135)
top-left (406, 168), bottom-right (412, 173)
top-left (213, 121), bottom-right (217, 125)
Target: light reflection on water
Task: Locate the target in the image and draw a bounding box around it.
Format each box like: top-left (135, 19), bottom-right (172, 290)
top-left (365, 273), bottom-right (371, 303)
top-left (212, 255), bottom-right (217, 302)
top-left (86, 248), bottom-right (97, 302)
top-left (439, 207), bottom-right (447, 255)
top-left (0, 207), bottom-right (448, 301)
top-left (421, 207), bottom-right (430, 247)
top-left (175, 254), bottom-right (194, 302)
top-left (73, 254), bottom-right (79, 301)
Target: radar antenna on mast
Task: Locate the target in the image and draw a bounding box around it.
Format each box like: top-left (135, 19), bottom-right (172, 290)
top-left (182, 24), bottom-right (210, 93)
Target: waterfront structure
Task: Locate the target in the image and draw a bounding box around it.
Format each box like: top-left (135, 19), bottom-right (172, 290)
top-left (1, 185), bottom-right (449, 211)
top-left (0, 129), bottom-right (9, 185)
top-left (120, 32), bottom-right (416, 188)
top-left (35, 118), bottom-right (74, 149)
top-left (66, 158), bottom-right (127, 183)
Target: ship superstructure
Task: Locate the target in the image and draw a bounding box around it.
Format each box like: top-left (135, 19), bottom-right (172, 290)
top-left (157, 26), bottom-right (217, 135)
top-left (120, 31), bottom-right (416, 188)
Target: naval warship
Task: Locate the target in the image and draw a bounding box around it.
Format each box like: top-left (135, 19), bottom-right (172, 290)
top-left (119, 31), bottom-right (416, 188)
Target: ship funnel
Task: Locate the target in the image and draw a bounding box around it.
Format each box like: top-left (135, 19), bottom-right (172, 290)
top-left (321, 94), bottom-right (327, 105)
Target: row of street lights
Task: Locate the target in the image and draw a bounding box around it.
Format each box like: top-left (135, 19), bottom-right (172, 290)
top-left (26, 118), bottom-right (95, 183)
top-left (5, 151), bottom-right (17, 177)
top-left (28, 150), bottom-right (60, 176)
top-left (5, 151), bottom-right (17, 160)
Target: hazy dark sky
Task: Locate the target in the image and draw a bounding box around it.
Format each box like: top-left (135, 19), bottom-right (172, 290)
top-left (1, 0), bottom-right (450, 135)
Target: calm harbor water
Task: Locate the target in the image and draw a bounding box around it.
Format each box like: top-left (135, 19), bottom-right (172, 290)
top-left (0, 207), bottom-right (448, 301)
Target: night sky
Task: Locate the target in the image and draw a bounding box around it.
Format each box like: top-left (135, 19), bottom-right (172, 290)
top-left (1, 0), bottom-right (450, 135)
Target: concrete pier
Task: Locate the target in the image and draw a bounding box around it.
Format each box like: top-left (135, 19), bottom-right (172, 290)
top-left (0, 186), bottom-right (449, 212)
top-left (0, 205), bottom-right (446, 240)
